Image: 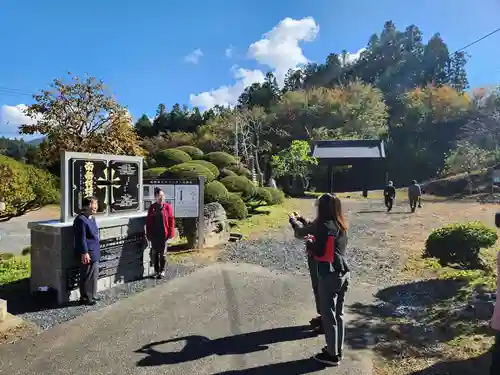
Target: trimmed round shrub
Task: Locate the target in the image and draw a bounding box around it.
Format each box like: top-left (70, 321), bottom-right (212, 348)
top-left (176, 145), bottom-right (204, 160)
top-left (254, 187), bottom-right (273, 205)
top-left (161, 163), bottom-right (215, 183)
top-left (227, 164), bottom-right (252, 178)
top-left (220, 176), bottom-right (257, 201)
top-left (220, 168), bottom-right (237, 178)
top-left (187, 160), bottom-right (220, 179)
top-left (424, 222), bottom-right (498, 269)
top-left (155, 149), bottom-right (192, 168)
top-left (204, 151), bottom-right (237, 169)
top-left (263, 187), bottom-right (285, 205)
top-left (204, 181), bottom-right (229, 203)
top-left (219, 193), bottom-right (248, 220)
top-left (143, 167), bottom-right (168, 178)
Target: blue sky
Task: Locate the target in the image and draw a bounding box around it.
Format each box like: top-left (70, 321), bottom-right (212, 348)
top-left (1, 0), bottom-right (499, 138)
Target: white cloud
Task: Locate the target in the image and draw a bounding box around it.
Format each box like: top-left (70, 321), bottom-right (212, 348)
top-left (184, 48), bottom-right (204, 64)
top-left (225, 46), bottom-right (233, 58)
top-left (189, 17), bottom-right (319, 110)
top-left (189, 66), bottom-right (266, 110)
top-left (342, 48), bottom-right (366, 66)
top-left (248, 16), bottom-right (319, 84)
top-left (0, 104), bottom-right (39, 138)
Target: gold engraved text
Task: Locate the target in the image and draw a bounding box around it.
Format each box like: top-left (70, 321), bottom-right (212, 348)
top-left (83, 161), bottom-right (95, 197)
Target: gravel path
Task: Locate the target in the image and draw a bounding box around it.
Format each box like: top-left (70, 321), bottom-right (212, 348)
top-left (219, 200), bottom-right (403, 287)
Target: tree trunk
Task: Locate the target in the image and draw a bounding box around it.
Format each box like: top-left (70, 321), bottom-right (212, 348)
top-left (253, 149), bottom-right (264, 186)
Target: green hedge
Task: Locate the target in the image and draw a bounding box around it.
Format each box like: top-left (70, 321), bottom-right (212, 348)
top-left (143, 167), bottom-right (168, 178)
top-left (162, 163), bottom-right (215, 183)
top-left (220, 176), bottom-right (257, 201)
top-left (155, 149), bottom-right (192, 168)
top-left (263, 187), bottom-right (285, 205)
top-left (424, 221), bottom-right (498, 269)
top-left (0, 155), bottom-right (59, 219)
top-left (227, 164), bottom-right (252, 178)
top-left (220, 168), bottom-right (237, 178)
top-left (204, 181), bottom-right (229, 203)
top-left (219, 193), bottom-right (248, 219)
top-left (176, 146), bottom-right (204, 160)
top-left (187, 160), bottom-right (220, 179)
top-left (204, 152), bottom-right (237, 169)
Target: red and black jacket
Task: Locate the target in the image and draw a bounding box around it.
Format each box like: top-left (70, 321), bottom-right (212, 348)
top-left (290, 217), bottom-right (349, 273)
top-left (145, 203), bottom-right (175, 240)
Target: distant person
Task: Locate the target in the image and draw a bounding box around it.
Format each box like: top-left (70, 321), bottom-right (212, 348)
top-left (268, 177), bottom-right (277, 189)
top-left (383, 181), bottom-right (396, 212)
top-left (73, 196), bottom-right (100, 306)
top-left (408, 180), bottom-right (422, 213)
top-left (490, 247), bottom-right (500, 374)
top-left (146, 188), bottom-right (175, 279)
top-left (289, 199), bottom-right (322, 333)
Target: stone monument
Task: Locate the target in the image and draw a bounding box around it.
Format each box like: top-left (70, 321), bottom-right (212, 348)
top-left (29, 151), bottom-right (150, 305)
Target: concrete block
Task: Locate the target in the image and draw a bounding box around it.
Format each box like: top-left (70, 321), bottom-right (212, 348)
top-left (29, 213), bottom-right (149, 305)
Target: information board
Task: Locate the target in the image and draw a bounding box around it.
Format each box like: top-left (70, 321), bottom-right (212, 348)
top-left (143, 178), bottom-right (200, 218)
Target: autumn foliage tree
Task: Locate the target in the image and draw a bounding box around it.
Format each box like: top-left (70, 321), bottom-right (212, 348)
top-left (19, 73), bottom-right (145, 170)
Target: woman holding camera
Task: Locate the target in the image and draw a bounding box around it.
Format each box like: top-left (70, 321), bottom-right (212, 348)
top-left (289, 193), bottom-right (350, 366)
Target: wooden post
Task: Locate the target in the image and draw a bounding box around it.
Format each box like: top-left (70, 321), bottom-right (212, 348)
top-left (328, 164), bottom-right (334, 193)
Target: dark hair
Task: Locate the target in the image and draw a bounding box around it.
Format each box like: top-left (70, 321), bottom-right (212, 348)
top-left (154, 187), bottom-right (163, 196)
top-left (317, 193), bottom-right (348, 232)
top-left (82, 196), bottom-right (97, 209)
top-left (412, 180), bottom-right (417, 185)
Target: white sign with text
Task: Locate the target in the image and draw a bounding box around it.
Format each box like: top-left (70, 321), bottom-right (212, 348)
top-left (174, 184), bottom-right (199, 217)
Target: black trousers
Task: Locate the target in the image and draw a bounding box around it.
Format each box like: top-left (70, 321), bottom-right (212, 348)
top-left (409, 197), bottom-right (418, 212)
top-left (307, 255), bottom-right (320, 315)
top-left (151, 239), bottom-right (168, 273)
top-left (79, 261), bottom-right (99, 301)
top-left (491, 332), bottom-right (500, 375)
top-left (384, 196), bottom-right (394, 211)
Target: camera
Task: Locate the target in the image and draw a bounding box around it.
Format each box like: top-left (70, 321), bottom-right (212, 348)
top-left (495, 213), bottom-right (500, 228)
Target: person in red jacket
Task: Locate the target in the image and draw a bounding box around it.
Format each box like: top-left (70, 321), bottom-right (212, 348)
top-left (146, 187), bottom-right (175, 279)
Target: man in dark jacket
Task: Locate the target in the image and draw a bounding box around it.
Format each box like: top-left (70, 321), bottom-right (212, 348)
top-left (383, 181), bottom-right (396, 212)
top-left (73, 196), bottom-right (100, 306)
top-left (408, 180), bottom-right (422, 213)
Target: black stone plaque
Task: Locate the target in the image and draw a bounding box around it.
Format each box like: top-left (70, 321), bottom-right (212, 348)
top-left (69, 158), bottom-right (108, 216)
top-left (109, 160), bottom-right (140, 213)
top-left (65, 234), bottom-right (146, 290)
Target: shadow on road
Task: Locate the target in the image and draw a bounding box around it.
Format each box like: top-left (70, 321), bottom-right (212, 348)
top-left (211, 357), bottom-right (326, 374)
top-left (135, 325), bottom-right (319, 367)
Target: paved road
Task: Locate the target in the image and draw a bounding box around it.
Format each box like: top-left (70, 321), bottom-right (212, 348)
top-left (0, 263), bottom-right (375, 375)
top-left (0, 207), bottom-right (58, 255)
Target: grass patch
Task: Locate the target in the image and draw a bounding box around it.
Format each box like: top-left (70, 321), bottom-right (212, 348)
top-left (0, 255), bottom-right (30, 285)
top-left (228, 203), bottom-right (289, 238)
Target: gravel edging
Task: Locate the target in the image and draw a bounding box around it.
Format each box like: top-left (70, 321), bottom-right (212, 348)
top-left (16, 263), bottom-right (200, 330)
top-left (218, 217), bottom-right (402, 287)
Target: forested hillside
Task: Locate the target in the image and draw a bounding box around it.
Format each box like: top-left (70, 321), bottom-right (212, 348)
top-left (3, 20), bottom-right (500, 191)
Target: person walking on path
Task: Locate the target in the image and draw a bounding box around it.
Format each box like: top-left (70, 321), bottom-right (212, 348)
top-left (489, 247), bottom-right (500, 374)
top-left (73, 196), bottom-right (100, 306)
top-left (146, 188), bottom-right (175, 279)
top-left (408, 180), bottom-right (422, 213)
top-left (289, 199), bottom-right (323, 333)
top-left (383, 181), bottom-right (396, 212)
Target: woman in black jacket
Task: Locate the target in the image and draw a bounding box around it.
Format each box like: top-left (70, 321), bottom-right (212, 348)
top-left (290, 193), bottom-right (350, 366)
